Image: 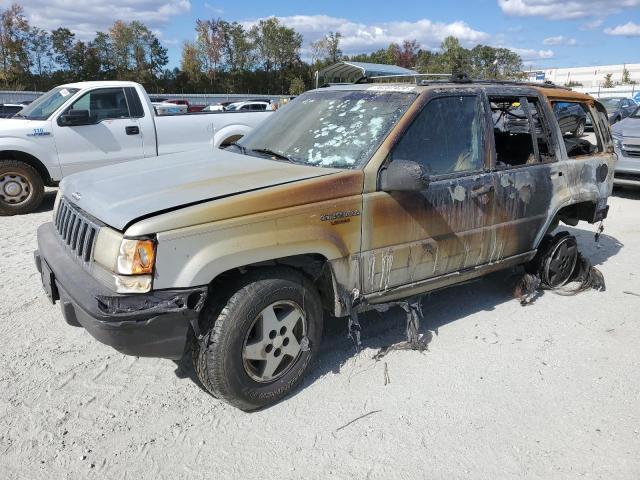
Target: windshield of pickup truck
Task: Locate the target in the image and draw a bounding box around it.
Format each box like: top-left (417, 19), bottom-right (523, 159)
top-left (15, 87), bottom-right (80, 120)
top-left (599, 98), bottom-right (622, 112)
top-left (237, 88), bottom-right (416, 168)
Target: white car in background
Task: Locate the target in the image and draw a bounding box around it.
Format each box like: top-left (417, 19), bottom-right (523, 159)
top-left (0, 81), bottom-right (272, 214)
top-left (225, 100), bottom-right (272, 111)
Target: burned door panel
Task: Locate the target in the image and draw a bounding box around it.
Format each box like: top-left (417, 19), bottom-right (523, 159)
top-left (360, 92), bottom-right (498, 295)
top-left (491, 164), bottom-right (557, 257)
top-left (361, 172), bottom-right (497, 293)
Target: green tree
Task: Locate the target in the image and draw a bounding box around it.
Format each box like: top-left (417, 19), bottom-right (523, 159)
top-left (440, 36), bottom-right (471, 74)
top-left (92, 31), bottom-right (115, 77)
top-left (51, 27), bottom-right (76, 72)
top-left (180, 41), bottom-right (203, 85)
top-left (250, 18), bottom-right (302, 92)
top-left (311, 31), bottom-right (342, 65)
top-left (621, 67), bottom-right (635, 85)
top-left (28, 27), bottom-right (52, 78)
top-left (603, 73), bottom-right (614, 88)
top-left (0, 3), bottom-right (30, 86)
top-left (196, 18), bottom-right (224, 84)
top-left (289, 75), bottom-right (306, 95)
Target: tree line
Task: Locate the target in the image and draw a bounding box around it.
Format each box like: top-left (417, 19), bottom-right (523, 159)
top-left (0, 3), bottom-right (525, 95)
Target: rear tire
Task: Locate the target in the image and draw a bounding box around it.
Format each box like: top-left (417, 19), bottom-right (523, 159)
top-left (193, 268), bottom-right (323, 411)
top-left (529, 231), bottom-right (578, 288)
top-left (574, 120), bottom-right (585, 137)
top-left (0, 160), bottom-right (45, 216)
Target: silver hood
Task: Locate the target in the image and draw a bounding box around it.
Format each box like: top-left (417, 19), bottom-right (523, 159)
top-left (60, 148), bottom-right (338, 231)
top-left (612, 116), bottom-right (640, 138)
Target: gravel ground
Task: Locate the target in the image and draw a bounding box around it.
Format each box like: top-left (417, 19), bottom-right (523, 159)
top-left (1, 187), bottom-right (639, 480)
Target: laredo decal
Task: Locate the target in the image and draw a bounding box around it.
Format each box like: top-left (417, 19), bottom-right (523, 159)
top-left (320, 210), bottom-right (361, 225)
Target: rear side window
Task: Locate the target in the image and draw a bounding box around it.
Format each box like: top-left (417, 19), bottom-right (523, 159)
top-left (551, 100), bottom-right (602, 157)
top-left (125, 87), bottom-right (144, 117)
top-left (390, 95), bottom-right (485, 175)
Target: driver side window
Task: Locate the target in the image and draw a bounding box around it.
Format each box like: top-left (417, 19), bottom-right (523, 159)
top-left (389, 95), bottom-right (485, 176)
top-left (68, 88), bottom-right (130, 123)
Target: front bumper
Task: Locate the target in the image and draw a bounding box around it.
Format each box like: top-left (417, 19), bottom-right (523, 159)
top-left (614, 148), bottom-right (640, 187)
top-left (34, 222), bottom-right (208, 359)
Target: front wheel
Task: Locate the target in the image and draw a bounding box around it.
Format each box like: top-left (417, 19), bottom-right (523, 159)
top-left (0, 160), bottom-right (45, 216)
top-left (574, 120), bottom-right (585, 137)
top-left (193, 268), bottom-right (324, 411)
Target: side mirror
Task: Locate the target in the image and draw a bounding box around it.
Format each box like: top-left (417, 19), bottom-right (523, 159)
top-left (380, 159), bottom-right (430, 192)
top-left (58, 109), bottom-right (93, 126)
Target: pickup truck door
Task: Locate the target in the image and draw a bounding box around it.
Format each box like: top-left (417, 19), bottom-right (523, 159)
top-left (360, 91), bottom-right (498, 294)
top-left (53, 87), bottom-right (144, 176)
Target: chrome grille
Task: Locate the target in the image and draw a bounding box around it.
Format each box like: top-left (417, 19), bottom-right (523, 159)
top-left (54, 198), bottom-right (100, 264)
top-left (622, 143), bottom-right (640, 158)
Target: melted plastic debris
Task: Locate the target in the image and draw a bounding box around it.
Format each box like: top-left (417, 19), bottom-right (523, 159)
top-left (515, 232), bottom-right (605, 305)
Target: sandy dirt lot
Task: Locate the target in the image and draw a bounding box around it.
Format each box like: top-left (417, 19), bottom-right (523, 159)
top-left (1, 187), bottom-right (639, 480)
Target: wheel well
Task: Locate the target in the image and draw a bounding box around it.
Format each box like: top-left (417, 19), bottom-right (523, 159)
top-left (219, 134), bottom-right (243, 148)
top-left (0, 150), bottom-right (52, 185)
top-left (209, 254), bottom-right (338, 314)
top-left (555, 201), bottom-right (598, 226)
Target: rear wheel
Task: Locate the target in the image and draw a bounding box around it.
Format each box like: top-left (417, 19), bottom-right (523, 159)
top-left (193, 268), bottom-right (323, 411)
top-left (574, 120), bottom-right (585, 137)
top-left (0, 160), bottom-right (45, 216)
top-left (534, 231), bottom-right (579, 288)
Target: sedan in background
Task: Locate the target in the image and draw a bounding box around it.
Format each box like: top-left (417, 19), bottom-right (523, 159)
top-left (553, 101), bottom-right (587, 136)
top-left (599, 97), bottom-right (637, 124)
top-left (611, 107), bottom-right (640, 187)
top-left (0, 103), bottom-right (24, 118)
top-left (225, 100), bottom-right (272, 111)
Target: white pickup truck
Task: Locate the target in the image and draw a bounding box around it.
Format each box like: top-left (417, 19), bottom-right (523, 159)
top-left (0, 81), bottom-right (271, 215)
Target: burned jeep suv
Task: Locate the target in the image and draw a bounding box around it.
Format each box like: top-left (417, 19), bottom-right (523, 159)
top-left (35, 79), bottom-right (614, 410)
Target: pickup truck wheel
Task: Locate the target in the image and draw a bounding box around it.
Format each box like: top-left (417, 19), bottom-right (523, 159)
top-left (193, 268), bottom-right (323, 411)
top-left (0, 160), bottom-right (45, 216)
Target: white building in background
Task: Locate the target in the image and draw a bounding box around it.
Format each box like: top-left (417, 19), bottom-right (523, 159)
top-left (527, 63), bottom-right (640, 87)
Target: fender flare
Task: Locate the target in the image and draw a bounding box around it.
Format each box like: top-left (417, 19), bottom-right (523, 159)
top-left (213, 124), bottom-right (253, 148)
top-left (0, 143), bottom-right (58, 184)
top-left (533, 192), bottom-right (600, 249)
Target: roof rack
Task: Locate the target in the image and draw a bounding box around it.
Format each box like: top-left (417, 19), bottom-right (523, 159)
top-left (356, 73), bottom-right (452, 84)
top-left (357, 72), bottom-right (572, 90)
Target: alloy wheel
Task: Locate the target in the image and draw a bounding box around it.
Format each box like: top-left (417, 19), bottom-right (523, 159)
top-left (242, 300), bottom-right (307, 383)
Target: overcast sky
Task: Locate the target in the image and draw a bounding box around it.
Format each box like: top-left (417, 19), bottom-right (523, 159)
top-left (13, 0), bottom-right (640, 69)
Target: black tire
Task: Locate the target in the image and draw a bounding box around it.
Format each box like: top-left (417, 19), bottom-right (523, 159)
top-left (0, 160), bottom-right (45, 216)
top-left (193, 268), bottom-right (323, 411)
top-left (573, 120), bottom-right (585, 137)
top-left (529, 231), bottom-right (578, 288)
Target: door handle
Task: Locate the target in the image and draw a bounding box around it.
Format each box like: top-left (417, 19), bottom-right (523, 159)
top-left (470, 184), bottom-right (495, 198)
top-left (125, 126), bottom-right (139, 135)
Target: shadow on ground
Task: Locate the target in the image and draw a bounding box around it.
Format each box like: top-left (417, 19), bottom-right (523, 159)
top-left (32, 190), bottom-right (57, 215)
top-left (612, 186), bottom-right (640, 200)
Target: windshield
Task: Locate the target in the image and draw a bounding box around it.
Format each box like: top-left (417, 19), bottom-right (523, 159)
top-left (15, 87), bottom-right (79, 120)
top-left (238, 88), bottom-right (416, 169)
top-left (600, 98), bottom-right (621, 112)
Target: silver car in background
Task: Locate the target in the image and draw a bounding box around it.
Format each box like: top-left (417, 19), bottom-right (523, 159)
top-left (612, 107), bottom-right (640, 187)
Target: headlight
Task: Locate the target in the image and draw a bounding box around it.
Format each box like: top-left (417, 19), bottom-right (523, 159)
top-left (114, 274), bottom-right (152, 294)
top-left (612, 133), bottom-right (623, 150)
top-left (116, 238), bottom-right (156, 275)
